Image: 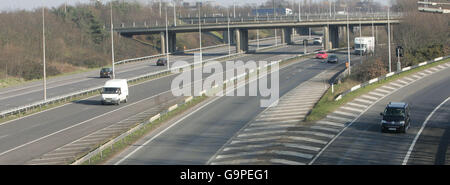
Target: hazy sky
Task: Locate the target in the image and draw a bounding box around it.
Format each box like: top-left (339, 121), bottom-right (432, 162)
top-left (1, 0), bottom-right (391, 12)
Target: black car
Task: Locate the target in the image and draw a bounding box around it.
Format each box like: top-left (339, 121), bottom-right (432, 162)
top-left (157, 58), bottom-right (168, 66)
top-left (380, 102), bottom-right (411, 133)
top-left (100, 68), bottom-right (113, 78)
top-left (327, 55), bottom-right (339, 63)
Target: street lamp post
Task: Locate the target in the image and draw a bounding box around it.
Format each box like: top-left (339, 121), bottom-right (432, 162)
top-left (388, 7), bottom-right (392, 73)
top-left (347, 8), bottom-right (351, 75)
top-left (110, 2), bottom-right (115, 79)
top-left (165, 5), bottom-right (170, 71)
top-left (173, 0), bottom-right (176, 26)
top-left (198, 2), bottom-right (203, 63)
top-left (227, 8), bottom-right (231, 55)
top-left (359, 7), bottom-right (362, 64)
top-left (42, 6), bottom-right (47, 101)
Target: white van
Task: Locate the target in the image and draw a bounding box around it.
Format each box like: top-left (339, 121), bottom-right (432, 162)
top-left (101, 79), bottom-right (129, 105)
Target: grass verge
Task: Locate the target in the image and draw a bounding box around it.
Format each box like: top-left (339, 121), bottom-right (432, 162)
top-left (306, 58), bottom-right (450, 122)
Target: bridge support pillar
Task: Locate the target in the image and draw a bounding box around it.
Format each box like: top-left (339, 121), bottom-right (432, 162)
top-left (223, 30), bottom-right (235, 44)
top-left (323, 26), bottom-right (330, 50)
top-left (329, 25), bottom-right (339, 49)
top-left (235, 29), bottom-right (249, 53)
top-left (282, 27), bottom-right (293, 44)
top-left (160, 31), bottom-right (177, 54)
top-left (168, 32), bottom-right (177, 53)
top-left (323, 26), bottom-right (340, 50)
top-left (160, 32), bottom-right (166, 54)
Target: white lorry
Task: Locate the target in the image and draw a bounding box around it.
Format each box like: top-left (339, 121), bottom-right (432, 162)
top-left (354, 37), bottom-right (375, 55)
top-left (101, 79), bottom-right (129, 105)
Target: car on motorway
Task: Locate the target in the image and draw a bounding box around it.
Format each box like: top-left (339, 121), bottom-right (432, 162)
top-left (327, 55), bottom-right (339, 63)
top-left (101, 79), bottom-right (129, 105)
top-left (100, 68), bottom-right (113, 78)
top-left (316, 51), bottom-right (328, 59)
top-left (313, 37), bottom-right (322, 45)
top-left (380, 102), bottom-right (411, 133)
top-left (157, 58), bottom-right (168, 66)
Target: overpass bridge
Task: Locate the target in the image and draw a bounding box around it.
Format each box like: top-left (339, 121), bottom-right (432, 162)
top-left (115, 17), bottom-right (401, 55)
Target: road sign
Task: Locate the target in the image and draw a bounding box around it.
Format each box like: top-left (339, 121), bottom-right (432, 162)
top-left (396, 46), bottom-right (404, 57)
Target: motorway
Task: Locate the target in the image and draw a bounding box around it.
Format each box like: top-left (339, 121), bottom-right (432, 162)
top-left (312, 62), bottom-right (450, 165)
top-left (0, 35), bottom-right (303, 112)
top-left (109, 53), bottom-right (355, 165)
top-left (0, 38), bottom-right (321, 164)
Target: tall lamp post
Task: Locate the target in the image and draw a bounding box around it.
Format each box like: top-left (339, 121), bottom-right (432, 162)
top-left (110, 2), bottom-right (115, 79)
top-left (346, 8), bottom-right (351, 75)
top-left (42, 5), bottom-right (47, 101)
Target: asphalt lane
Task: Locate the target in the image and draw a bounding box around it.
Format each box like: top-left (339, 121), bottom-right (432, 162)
top-left (0, 36), bottom-right (300, 111)
top-left (0, 40), bottom-right (318, 164)
top-left (313, 64), bottom-right (450, 165)
top-left (113, 53), bottom-right (350, 165)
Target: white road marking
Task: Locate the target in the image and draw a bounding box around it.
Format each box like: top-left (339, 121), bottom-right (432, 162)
top-left (266, 107), bottom-right (310, 113)
top-left (374, 88), bottom-right (391, 94)
top-left (310, 126), bottom-right (341, 133)
top-left (255, 115), bottom-right (304, 121)
top-left (346, 102), bottom-right (368, 109)
top-left (397, 79), bottom-right (409, 85)
top-left (389, 82), bottom-right (403, 88)
top-left (286, 136), bottom-right (328, 144)
top-left (326, 115), bottom-right (353, 122)
top-left (423, 69), bottom-right (433, 74)
top-left (402, 77), bottom-right (415, 82)
top-left (316, 120), bottom-right (345, 127)
top-left (368, 91), bottom-right (385, 97)
top-left (361, 95), bottom-right (379, 101)
top-left (251, 120), bottom-right (299, 126)
top-left (333, 111), bottom-right (359, 118)
top-left (230, 136), bottom-right (282, 145)
top-left (211, 159), bottom-right (263, 165)
top-left (273, 150), bottom-right (313, 159)
top-left (223, 143), bottom-right (276, 152)
top-left (259, 112), bottom-right (307, 117)
top-left (340, 106), bottom-right (363, 113)
top-left (412, 74), bottom-right (422, 79)
top-left (245, 124), bottom-right (297, 132)
top-left (270, 158), bottom-right (305, 165)
top-left (216, 151), bottom-right (267, 159)
top-left (402, 97), bottom-right (450, 165)
top-left (354, 98), bottom-right (374, 105)
top-left (381, 86), bottom-right (396, 91)
top-left (283, 143), bottom-right (321, 152)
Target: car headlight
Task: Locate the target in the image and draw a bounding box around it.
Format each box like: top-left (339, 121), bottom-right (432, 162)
top-left (399, 121), bottom-right (405, 125)
top-left (381, 120), bottom-right (387, 124)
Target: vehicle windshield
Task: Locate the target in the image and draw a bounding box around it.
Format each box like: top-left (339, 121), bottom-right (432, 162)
top-left (101, 68), bottom-right (111, 72)
top-left (384, 107), bottom-right (405, 117)
top-left (329, 55), bottom-right (337, 59)
top-left (355, 44), bottom-right (366, 49)
top-left (102, 87), bottom-right (120, 94)
top-left (319, 52), bottom-right (325, 54)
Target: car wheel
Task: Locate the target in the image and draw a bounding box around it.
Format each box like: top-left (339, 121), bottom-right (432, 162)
top-left (124, 97), bottom-right (128, 103)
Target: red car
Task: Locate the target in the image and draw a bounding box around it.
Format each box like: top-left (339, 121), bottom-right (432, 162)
top-left (316, 51), bottom-right (328, 59)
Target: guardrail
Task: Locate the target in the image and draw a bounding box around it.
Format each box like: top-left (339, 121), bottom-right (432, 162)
top-left (122, 13), bottom-right (403, 27)
top-left (334, 55), bottom-right (450, 101)
top-left (72, 45), bottom-right (345, 165)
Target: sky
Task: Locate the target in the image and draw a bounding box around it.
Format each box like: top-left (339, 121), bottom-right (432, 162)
top-left (0, 0), bottom-right (391, 12)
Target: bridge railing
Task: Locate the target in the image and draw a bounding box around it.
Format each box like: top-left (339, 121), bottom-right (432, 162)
top-left (115, 15), bottom-right (402, 30)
